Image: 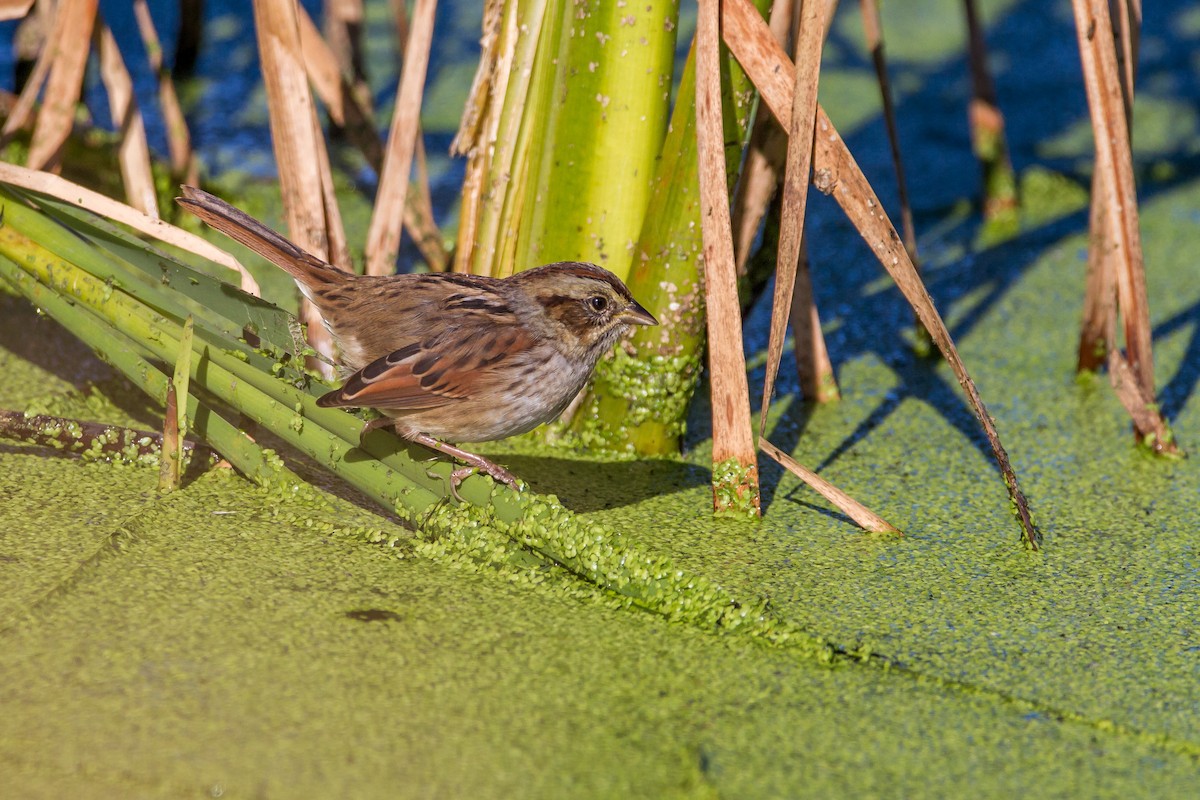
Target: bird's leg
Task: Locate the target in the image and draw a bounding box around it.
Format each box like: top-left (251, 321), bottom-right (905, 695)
top-left (407, 431), bottom-right (520, 496)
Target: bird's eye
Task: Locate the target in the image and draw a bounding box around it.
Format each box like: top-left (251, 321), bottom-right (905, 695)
top-left (587, 296), bottom-right (609, 313)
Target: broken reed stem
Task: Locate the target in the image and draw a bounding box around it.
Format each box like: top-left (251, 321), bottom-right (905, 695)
top-left (859, 0), bottom-right (920, 272)
top-left (961, 0), bottom-right (1017, 219)
top-left (722, 0), bottom-right (1039, 547)
top-left (365, 0), bottom-right (437, 275)
top-left (26, 0), bottom-right (96, 170)
top-left (696, 0), bottom-right (760, 515)
top-left (0, 409), bottom-right (217, 465)
top-left (159, 314), bottom-right (194, 491)
top-left (761, 439), bottom-right (898, 533)
top-left (758, 0), bottom-right (835, 441)
top-left (132, 0), bottom-right (198, 185)
top-left (95, 20), bottom-right (158, 218)
top-left (790, 235), bottom-right (839, 403)
top-left (1071, 0), bottom-right (1175, 455)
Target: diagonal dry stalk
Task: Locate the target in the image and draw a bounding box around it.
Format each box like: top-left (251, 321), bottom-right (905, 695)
top-left (962, 0), bottom-right (1017, 220)
top-left (25, 0), bottom-right (96, 170)
top-left (365, 0), bottom-right (437, 275)
top-left (251, 0), bottom-right (350, 371)
top-left (696, 0), bottom-right (760, 515)
top-left (95, 19), bottom-right (158, 218)
top-left (723, 0), bottom-right (1038, 547)
top-left (1071, 0), bottom-right (1175, 455)
top-left (756, 0), bottom-right (891, 531)
top-left (729, 0), bottom-right (839, 407)
top-left (132, 0), bottom-right (198, 186)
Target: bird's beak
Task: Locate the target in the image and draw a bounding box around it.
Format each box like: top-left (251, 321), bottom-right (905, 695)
top-left (621, 300), bottom-right (658, 326)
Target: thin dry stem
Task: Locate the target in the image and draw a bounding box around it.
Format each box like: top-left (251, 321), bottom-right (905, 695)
top-left (365, 0), bottom-right (437, 276)
top-left (790, 236), bottom-right (839, 403)
top-left (962, 0), bottom-right (1017, 218)
top-left (859, 0), bottom-right (918, 267)
top-left (1072, 0), bottom-right (1168, 450)
top-left (132, 0), bottom-right (198, 184)
top-left (730, 0), bottom-right (792, 277)
top-left (95, 21), bottom-right (159, 218)
top-left (697, 0), bottom-right (760, 514)
top-left (1108, 350), bottom-right (1176, 455)
top-left (1, 0), bottom-right (64, 142)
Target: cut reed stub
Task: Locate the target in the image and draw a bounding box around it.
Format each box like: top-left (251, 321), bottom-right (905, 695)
top-left (697, 0), bottom-right (761, 516)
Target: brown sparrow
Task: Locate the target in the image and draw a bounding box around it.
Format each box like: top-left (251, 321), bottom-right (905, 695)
top-left (176, 186), bottom-right (657, 494)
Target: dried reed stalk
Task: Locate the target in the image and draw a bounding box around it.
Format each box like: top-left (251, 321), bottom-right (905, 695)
top-left (1071, 0), bottom-right (1174, 454)
top-left (757, 0), bottom-right (875, 525)
top-left (0, 161), bottom-right (260, 294)
top-left (859, 0), bottom-right (918, 268)
top-left (252, 0), bottom-right (348, 368)
top-left (697, 0), bottom-right (760, 514)
top-left (296, 3), bottom-right (446, 270)
top-left (962, 0), bottom-right (1017, 218)
top-left (1, 0), bottom-right (61, 141)
top-left (365, 0), bottom-right (437, 275)
top-left (132, 0), bottom-right (197, 185)
top-left (26, 0), bottom-right (96, 170)
top-left (723, 0), bottom-right (1038, 546)
top-left (95, 21), bottom-right (158, 218)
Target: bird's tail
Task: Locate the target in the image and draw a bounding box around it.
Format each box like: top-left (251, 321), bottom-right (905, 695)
top-left (176, 186), bottom-right (348, 294)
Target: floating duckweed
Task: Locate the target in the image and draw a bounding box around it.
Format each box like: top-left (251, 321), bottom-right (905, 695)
top-left (393, 480), bottom-right (831, 659)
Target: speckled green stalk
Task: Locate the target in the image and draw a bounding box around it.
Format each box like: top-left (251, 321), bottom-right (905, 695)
top-left (572, 4), bottom-right (769, 454)
top-left (513, 0), bottom-right (680, 281)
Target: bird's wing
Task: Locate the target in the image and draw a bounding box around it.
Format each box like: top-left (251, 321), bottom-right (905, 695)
top-left (315, 325), bottom-right (535, 411)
